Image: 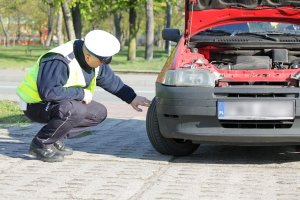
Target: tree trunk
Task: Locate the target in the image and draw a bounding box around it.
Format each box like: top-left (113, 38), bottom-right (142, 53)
top-left (165, 1), bottom-right (172, 54)
top-left (0, 14), bottom-right (9, 47)
top-left (156, 24), bottom-right (163, 48)
top-left (145, 0), bottom-right (154, 60)
top-left (57, 9), bottom-right (64, 45)
top-left (113, 12), bottom-right (123, 45)
top-left (62, 0), bottom-right (76, 41)
top-left (128, 0), bottom-right (137, 61)
top-left (16, 15), bottom-right (21, 43)
top-left (45, 3), bottom-right (56, 47)
top-left (71, 3), bottom-right (82, 39)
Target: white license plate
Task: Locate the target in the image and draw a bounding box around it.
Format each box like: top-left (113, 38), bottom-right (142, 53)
top-left (217, 101), bottom-right (294, 120)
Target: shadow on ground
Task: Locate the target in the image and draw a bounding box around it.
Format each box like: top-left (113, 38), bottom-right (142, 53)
top-left (1, 118), bottom-right (300, 164)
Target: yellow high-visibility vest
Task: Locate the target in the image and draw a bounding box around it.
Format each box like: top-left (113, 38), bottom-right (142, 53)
top-left (17, 40), bottom-right (99, 103)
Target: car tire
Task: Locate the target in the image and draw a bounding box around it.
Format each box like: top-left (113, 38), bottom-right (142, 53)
top-left (146, 98), bottom-right (200, 156)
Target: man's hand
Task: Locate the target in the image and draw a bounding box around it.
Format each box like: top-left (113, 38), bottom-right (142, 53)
top-left (83, 89), bottom-right (93, 104)
top-left (130, 96), bottom-right (151, 112)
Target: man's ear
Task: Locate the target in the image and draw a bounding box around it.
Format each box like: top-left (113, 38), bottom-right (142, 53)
top-left (85, 53), bottom-right (91, 61)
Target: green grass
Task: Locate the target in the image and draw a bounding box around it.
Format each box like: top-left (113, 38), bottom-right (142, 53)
top-left (0, 100), bottom-right (31, 126)
top-left (0, 45), bottom-right (49, 69)
top-left (0, 45), bottom-right (168, 72)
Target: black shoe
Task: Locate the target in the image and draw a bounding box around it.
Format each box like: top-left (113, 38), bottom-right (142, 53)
top-left (54, 140), bottom-right (73, 156)
top-left (29, 141), bottom-right (64, 162)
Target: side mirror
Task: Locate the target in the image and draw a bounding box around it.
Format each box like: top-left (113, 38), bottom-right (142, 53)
top-left (162, 28), bottom-right (180, 43)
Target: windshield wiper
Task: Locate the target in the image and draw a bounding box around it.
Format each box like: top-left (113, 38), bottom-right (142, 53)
top-left (201, 29), bottom-right (232, 36)
top-left (234, 32), bottom-right (279, 41)
top-left (271, 32), bottom-right (300, 37)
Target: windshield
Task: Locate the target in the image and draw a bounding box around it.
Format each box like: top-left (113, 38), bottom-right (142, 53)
top-left (202, 22), bottom-right (300, 35)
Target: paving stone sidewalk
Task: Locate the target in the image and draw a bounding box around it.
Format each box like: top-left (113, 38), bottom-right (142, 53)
top-left (1, 73), bottom-right (300, 199)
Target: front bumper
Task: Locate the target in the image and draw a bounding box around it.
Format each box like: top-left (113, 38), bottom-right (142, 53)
top-left (156, 83), bottom-right (300, 144)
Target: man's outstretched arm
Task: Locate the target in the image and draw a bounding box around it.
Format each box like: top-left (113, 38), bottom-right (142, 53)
top-left (96, 64), bottom-right (151, 111)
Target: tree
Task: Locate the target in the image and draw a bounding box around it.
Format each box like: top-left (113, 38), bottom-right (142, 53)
top-left (145, 0), bottom-right (154, 60)
top-left (93, 0), bottom-right (143, 61)
top-left (45, 2), bottom-right (57, 47)
top-left (44, 0), bottom-right (93, 43)
top-left (70, 0), bottom-right (97, 37)
top-left (128, 0), bottom-right (138, 61)
top-left (57, 8), bottom-right (64, 45)
top-left (0, 0), bottom-right (47, 47)
top-left (61, 0), bottom-right (76, 40)
top-left (71, 2), bottom-right (82, 39)
top-left (165, 1), bottom-right (172, 54)
top-left (0, 0), bottom-right (18, 47)
top-left (0, 14), bottom-right (10, 47)
top-left (113, 12), bottom-right (123, 44)
top-left (94, 0), bottom-right (127, 46)
top-left (88, 0), bottom-right (150, 60)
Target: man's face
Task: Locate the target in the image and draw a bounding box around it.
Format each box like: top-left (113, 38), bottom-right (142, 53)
top-left (84, 53), bottom-right (102, 68)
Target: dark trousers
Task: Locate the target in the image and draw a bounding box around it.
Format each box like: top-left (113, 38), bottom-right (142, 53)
top-left (24, 100), bottom-right (107, 147)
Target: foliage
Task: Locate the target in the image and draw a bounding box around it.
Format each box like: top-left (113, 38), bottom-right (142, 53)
top-left (70, 0), bottom-right (94, 20)
top-left (0, 0), bottom-right (184, 39)
top-left (81, 0), bottom-right (184, 37)
top-left (0, 0), bottom-right (184, 62)
top-left (0, 0), bottom-right (47, 37)
top-left (0, 0), bottom-right (185, 33)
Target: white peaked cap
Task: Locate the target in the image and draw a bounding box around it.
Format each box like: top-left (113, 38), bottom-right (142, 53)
top-left (84, 30), bottom-right (120, 57)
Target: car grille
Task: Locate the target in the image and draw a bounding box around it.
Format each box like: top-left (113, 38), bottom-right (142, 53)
top-left (215, 90), bottom-right (297, 129)
top-left (217, 93), bottom-right (298, 98)
top-left (219, 120), bottom-right (294, 129)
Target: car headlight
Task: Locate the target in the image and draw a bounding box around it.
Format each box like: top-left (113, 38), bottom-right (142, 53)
top-left (163, 69), bottom-right (217, 87)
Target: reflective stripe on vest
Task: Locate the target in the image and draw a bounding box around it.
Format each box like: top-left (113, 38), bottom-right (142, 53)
top-left (17, 40), bottom-right (99, 103)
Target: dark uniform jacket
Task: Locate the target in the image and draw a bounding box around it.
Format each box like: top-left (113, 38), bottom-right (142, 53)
top-left (37, 40), bottom-right (136, 103)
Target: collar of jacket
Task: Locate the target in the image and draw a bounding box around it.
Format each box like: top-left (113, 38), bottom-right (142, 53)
top-left (73, 39), bottom-right (93, 73)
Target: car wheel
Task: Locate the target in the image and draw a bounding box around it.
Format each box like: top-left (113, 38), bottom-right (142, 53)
top-left (146, 98), bottom-right (200, 156)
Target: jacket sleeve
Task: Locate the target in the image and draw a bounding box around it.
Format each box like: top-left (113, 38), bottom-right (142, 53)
top-left (37, 55), bottom-right (84, 102)
top-left (96, 64), bottom-right (136, 104)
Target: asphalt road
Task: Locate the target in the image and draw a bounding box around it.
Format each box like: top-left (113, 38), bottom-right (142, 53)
top-left (0, 69), bottom-right (156, 103)
top-left (1, 69), bottom-right (300, 199)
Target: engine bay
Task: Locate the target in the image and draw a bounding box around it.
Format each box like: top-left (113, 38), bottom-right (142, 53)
top-left (209, 49), bottom-right (300, 70)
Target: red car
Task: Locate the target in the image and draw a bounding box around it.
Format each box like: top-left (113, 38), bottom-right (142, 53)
top-left (146, 0), bottom-right (300, 156)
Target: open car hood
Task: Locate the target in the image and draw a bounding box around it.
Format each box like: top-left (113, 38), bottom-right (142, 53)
top-left (185, 0), bottom-right (300, 40)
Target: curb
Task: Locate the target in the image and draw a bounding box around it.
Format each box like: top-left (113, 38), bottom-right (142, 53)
top-left (114, 70), bottom-right (159, 75)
